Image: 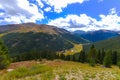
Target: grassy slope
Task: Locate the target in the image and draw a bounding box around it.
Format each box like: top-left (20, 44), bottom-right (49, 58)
top-left (0, 60), bottom-right (120, 80)
top-left (58, 44), bottom-right (83, 55)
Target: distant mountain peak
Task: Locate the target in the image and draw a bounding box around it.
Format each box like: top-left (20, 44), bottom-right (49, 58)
top-left (73, 29), bottom-right (120, 42)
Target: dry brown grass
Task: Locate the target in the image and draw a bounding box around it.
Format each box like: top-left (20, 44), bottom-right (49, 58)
top-left (8, 61), bottom-right (38, 69)
top-left (1, 60), bottom-right (120, 80)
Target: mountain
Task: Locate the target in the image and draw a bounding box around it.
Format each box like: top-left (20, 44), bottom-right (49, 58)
top-left (73, 30), bottom-right (120, 42)
top-left (0, 23), bottom-right (89, 56)
top-left (0, 23), bottom-right (70, 34)
top-left (84, 36), bottom-right (120, 52)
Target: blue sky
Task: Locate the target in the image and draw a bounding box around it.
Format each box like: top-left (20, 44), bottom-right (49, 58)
top-left (0, 0), bottom-right (120, 31)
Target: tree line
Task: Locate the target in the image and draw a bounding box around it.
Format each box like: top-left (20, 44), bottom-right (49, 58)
top-left (12, 44), bottom-right (120, 68)
top-left (59, 45), bottom-right (120, 68)
top-left (1, 38), bottom-right (120, 70)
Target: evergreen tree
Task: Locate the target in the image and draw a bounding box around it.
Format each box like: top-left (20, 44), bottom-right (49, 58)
top-left (88, 45), bottom-right (97, 66)
top-left (0, 39), bottom-right (11, 69)
top-left (60, 53), bottom-right (65, 60)
top-left (55, 53), bottom-right (60, 59)
top-left (112, 51), bottom-right (117, 65)
top-left (65, 55), bottom-right (70, 61)
top-left (117, 61), bottom-right (120, 69)
top-left (70, 55), bottom-right (73, 61)
top-left (72, 53), bottom-right (80, 62)
top-left (89, 58), bottom-right (96, 67)
top-left (72, 54), bottom-right (76, 61)
top-left (103, 50), bottom-right (112, 68)
top-left (100, 48), bottom-right (106, 64)
top-left (78, 52), bottom-right (81, 62)
top-left (97, 50), bottom-right (101, 64)
top-left (80, 49), bottom-right (86, 63)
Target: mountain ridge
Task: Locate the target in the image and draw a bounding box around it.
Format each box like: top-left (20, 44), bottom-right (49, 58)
top-left (84, 36), bottom-right (120, 52)
top-left (73, 30), bottom-right (120, 42)
top-left (0, 23), bottom-right (89, 56)
top-left (0, 23), bottom-right (70, 34)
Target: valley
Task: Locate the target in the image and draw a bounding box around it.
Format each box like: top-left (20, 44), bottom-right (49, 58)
top-left (0, 23), bottom-right (120, 80)
top-left (1, 0), bottom-right (120, 80)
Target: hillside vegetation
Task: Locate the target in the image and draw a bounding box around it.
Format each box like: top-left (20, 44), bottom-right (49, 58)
top-left (0, 23), bottom-right (88, 56)
top-left (84, 36), bottom-right (120, 52)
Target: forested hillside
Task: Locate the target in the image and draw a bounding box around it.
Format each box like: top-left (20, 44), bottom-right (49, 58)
top-left (0, 23), bottom-right (88, 57)
top-left (84, 36), bottom-right (120, 52)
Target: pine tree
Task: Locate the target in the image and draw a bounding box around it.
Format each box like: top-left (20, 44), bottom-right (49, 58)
top-left (65, 55), bottom-right (70, 61)
top-left (112, 51), bottom-right (117, 65)
top-left (89, 58), bottom-right (96, 67)
top-left (0, 39), bottom-right (11, 69)
top-left (103, 50), bottom-right (112, 68)
top-left (88, 44), bottom-right (97, 66)
top-left (60, 53), bottom-right (65, 60)
top-left (97, 50), bottom-right (101, 64)
top-left (72, 54), bottom-right (76, 61)
top-left (117, 61), bottom-right (120, 69)
top-left (80, 49), bottom-right (86, 63)
top-left (100, 48), bottom-right (106, 64)
top-left (78, 53), bottom-right (81, 62)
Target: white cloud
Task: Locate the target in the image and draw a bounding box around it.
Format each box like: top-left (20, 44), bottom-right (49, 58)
top-left (109, 8), bottom-right (116, 15)
top-left (48, 14), bottom-right (97, 31)
top-left (43, 0), bottom-right (88, 13)
top-left (48, 8), bottom-right (120, 31)
top-left (97, 9), bottom-right (120, 31)
top-left (0, 0), bottom-right (44, 24)
top-left (0, 12), bottom-right (4, 16)
top-left (44, 7), bottom-right (52, 12)
top-left (36, 0), bottom-right (44, 8)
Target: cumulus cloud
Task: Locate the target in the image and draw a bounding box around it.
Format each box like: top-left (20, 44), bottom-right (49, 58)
top-left (36, 0), bottom-right (44, 8)
top-left (48, 8), bottom-right (120, 31)
top-left (0, 0), bottom-right (44, 24)
top-left (44, 7), bottom-right (52, 12)
top-left (43, 0), bottom-right (88, 13)
top-left (0, 0), bottom-right (88, 24)
top-left (48, 14), bottom-right (95, 28)
top-left (48, 14), bottom-right (98, 31)
top-left (97, 8), bottom-right (120, 30)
